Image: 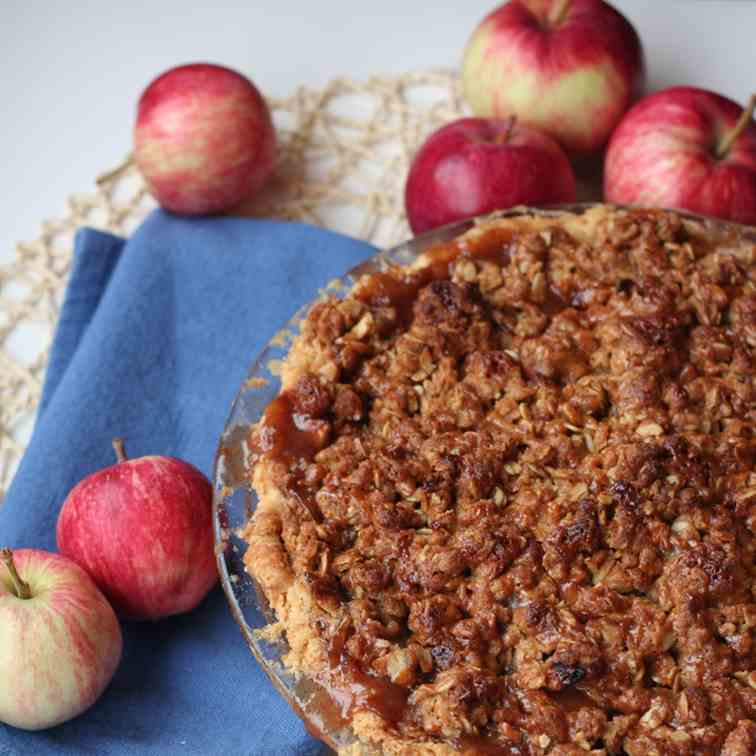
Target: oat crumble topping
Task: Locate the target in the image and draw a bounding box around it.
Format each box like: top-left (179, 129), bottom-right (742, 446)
top-left (244, 207), bottom-right (756, 755)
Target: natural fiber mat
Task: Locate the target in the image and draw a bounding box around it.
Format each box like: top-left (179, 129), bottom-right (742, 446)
top-left (0, 70), bottom-right (469, 499)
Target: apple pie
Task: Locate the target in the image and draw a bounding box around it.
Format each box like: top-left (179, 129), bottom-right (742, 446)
top-left (243, 205), bottom-right (756, 755)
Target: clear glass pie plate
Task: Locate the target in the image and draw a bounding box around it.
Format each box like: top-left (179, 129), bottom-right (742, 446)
top-left (211, 204), bottom-right (754, 754)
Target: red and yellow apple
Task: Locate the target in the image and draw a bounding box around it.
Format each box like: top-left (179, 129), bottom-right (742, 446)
top-left (57, 440), bottom-right (216, 621)
top-left (0, 548), bottom-right (122, 731)
top-left (461, 0), bottom-right (645, 154)
top-left (605, 87), bottom-right (756, 224)
top-left (134, 63), bottom-right (276, 215)
top-left (404, 116), bottom-right (576, 234)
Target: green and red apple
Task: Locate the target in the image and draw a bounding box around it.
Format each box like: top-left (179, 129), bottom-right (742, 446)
top-left (134, 63), bottom-right (276, 215)
top-left (461, 0), bottom-right (645, 154)
top-left (605, 87), bottom-right (756, 224)
top-left (0, 548), bottom-right (122, 731)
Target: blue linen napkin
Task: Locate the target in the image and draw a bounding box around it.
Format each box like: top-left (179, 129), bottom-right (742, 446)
top-left (0, 210), bottom-right (377, 756)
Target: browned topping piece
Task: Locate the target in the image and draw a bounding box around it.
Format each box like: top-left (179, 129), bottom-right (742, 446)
top-left (246, 207), bottom-right (756, 755)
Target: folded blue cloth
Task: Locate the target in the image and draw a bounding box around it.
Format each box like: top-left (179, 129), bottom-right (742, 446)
top-left (0, 210), bottom-right (376, 755)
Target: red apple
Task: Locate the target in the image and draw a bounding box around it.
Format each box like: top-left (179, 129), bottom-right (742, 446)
top-left (56, 439), bottom-right (216, 621)
top-left (461, 0), bottom-right (645, 154)
top-left (404, 117), bottom-right (576, 234)
top-left (134, 63), bottom-right (276, 215)
top-left (0, 548), bottom-right (122, 730)
top-left (605, 87), bottom-right (756, 225)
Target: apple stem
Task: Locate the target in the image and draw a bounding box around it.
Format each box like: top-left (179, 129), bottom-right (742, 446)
top-left (506, 115), bottom-right (517, 142)
top-left (494, 116), bottom-right (518, 146)
top-left (1, 548), bottom-right (32, 600)
top-left (717, 93), bottom-right (756, 158)
top-left (96, 155), bottom-right (134, 187)
top-left (112, 437), bottom-right (128, 463)
top-left (549, 0), bottom-right (571, 27)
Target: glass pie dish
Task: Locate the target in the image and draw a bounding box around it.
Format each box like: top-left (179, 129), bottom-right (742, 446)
top-left (211, 204), bottom-right (755, 754)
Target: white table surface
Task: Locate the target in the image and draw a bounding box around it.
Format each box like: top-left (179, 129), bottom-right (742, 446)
top-left (2, 0), bottom-right (756, 290)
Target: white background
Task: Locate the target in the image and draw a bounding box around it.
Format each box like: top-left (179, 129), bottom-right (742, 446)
top-left (2, 0), bottom-right (756, 264)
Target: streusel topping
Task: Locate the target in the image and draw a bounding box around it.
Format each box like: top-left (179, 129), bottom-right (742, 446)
top-left (245, 207), bottom-right (755, 755)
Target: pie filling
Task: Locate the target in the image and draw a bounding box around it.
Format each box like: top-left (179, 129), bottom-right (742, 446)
top-left (245, 207), bottom-right (756, 755)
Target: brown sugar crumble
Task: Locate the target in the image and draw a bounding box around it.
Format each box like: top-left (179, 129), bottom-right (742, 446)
top-left (244, 206), bottom-right (756, 755)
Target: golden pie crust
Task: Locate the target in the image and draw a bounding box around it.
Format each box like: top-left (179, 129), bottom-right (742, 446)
top-left (243, 206), bottom-right (756, 755)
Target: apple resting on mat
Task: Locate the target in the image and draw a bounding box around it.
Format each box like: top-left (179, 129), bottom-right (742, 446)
top-left (461, 0), bottom-right (645, 154)
top-left (405, 116), bottom-right (576, 234)
top-left (605, 87), bottom-right (756, 225)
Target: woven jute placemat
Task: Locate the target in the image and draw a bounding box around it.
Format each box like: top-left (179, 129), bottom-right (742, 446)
top-left (0, 70), bottom-right (469, 499)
